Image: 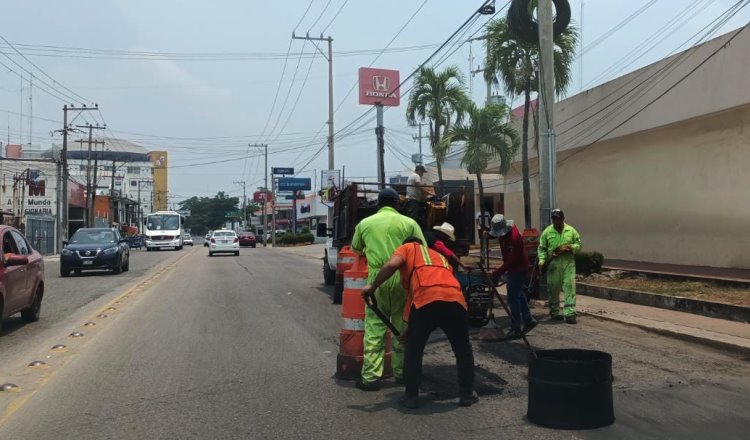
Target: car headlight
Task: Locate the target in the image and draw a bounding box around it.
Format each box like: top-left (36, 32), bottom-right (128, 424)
top-left (61, 248), bottom-right (73, 256)
top-left (102, 247), bottom-right (118, 255)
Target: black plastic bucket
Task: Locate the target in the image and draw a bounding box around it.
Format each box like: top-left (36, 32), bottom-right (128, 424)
top-left (527, 349), bottom-right (615, 430)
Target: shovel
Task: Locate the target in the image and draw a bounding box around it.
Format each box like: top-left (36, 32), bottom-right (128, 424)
top-left (363, 295), bottom-right (401, 337)
top-left (477, 266), bottom-right (537, 358)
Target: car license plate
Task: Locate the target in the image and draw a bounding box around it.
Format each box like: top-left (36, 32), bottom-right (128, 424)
top-left (83, 260), bottom-right (93, 265)
top-left (222, 240), bottom-right (228, 244)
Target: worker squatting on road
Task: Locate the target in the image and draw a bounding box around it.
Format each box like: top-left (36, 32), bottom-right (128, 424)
top-left (487, 214), bottom-right (538, 338)
top-left (361, 236), bottom-right (477, 409)
top-left (538, 209), bottom-right (582, 324)
top-left (351, 188), bottom-right (426, 391)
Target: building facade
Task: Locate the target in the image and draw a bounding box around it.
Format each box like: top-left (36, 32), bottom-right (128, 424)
top-left (487, 29), bottom-right (750, 269)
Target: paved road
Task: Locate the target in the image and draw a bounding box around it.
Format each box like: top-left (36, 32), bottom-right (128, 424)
top-left (0, 247), bottom-right (188, 361)
top-left (0, 246), bottom-right (748, 439)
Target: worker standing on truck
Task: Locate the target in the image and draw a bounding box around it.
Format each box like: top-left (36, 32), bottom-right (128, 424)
top-left (361, 236), bottom-right (477, 409)
top-left (404, 165), bottom-right (432, 227)
top-left (538, 209), bottom-right (582, 324)
top-left (351, 188), bottom-right (426, 391)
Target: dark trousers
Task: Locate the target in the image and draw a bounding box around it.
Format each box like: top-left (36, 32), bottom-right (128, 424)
top-left (404, 301), bottom-right (475, 397)
top-left (403, 199), bottom-right (426, 228)
top-left (507, 271), bottom-right (533, 331)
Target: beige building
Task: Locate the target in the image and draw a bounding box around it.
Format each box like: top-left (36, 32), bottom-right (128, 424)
top-left (486, 28), bottom-right (750, 269)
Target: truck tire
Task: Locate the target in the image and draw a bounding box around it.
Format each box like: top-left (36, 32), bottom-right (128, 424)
top-left (323, 256), bottom-right (335, 286)
top-left (332, 284), bottom-right (343, 305)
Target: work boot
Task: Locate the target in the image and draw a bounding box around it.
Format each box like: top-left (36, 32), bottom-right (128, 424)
top-left (523, 320), bottom-right (538, 334)
top-left (459, 391), bottom-right (479, 407)
top-left (356, 380), bottom-right (380, 392)
top-left (399, 394), bottom-right (420, 409)
top-left (395, 377), bottom-right (405, 385)
top-left (565, 316), bottom-right (577, 324)
top-left (506, 329), bottom-right (524, 340)
top-left (550, 315), bottom-right (564, 321)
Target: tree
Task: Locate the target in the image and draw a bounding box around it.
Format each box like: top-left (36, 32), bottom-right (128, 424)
top-left (178, 192), bottom-right (240, 235)
top-left (442, 102), bottom-right (519, 221)
top-left (485, 17), bottom-right (578, 228)
top-left (406, 66), bottom-right (470, 194)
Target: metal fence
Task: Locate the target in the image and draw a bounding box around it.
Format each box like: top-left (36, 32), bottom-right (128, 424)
top-left (26, 215), bottom-right (56, 255)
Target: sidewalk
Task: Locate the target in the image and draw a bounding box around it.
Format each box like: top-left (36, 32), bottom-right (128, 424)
top-left (603, 259), bottom-right (750, 283)
top-left (575, 295), bottom-right (750, 355)
top-left (271, 242), bottom-right (325, 260)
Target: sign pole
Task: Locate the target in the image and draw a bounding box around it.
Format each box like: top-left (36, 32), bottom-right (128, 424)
top-left (271, 177), bottom-right (276, 247)
top-left (376, 103), bottom-right (385, 189)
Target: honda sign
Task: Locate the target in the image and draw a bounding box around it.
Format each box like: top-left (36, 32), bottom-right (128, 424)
top-left (359, 67), bottom-right (400, 106)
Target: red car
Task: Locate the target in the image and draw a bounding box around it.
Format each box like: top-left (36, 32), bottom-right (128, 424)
top-left (0, 225), bottom-right (45, 333)
top-left (238, 232), bottom-right (257, 248)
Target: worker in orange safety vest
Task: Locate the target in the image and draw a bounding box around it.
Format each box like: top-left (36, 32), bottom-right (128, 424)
top-left (361, 236), bottom-right (477, 409)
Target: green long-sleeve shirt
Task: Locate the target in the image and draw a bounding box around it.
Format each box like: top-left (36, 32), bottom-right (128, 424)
top-left (351, 206), bottom-right (426, 272)
top-left (538, 223), bottom-right (582, 265)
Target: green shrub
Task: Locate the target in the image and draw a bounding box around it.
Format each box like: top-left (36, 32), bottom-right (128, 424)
top-left (276, 232), bottom-right (314, 245)
top-left (575, 251), bottom-right (604, 276)
top-left (300, 226), bottom-right (311, 234)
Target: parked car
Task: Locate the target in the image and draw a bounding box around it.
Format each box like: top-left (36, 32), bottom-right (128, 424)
top-left (0, 225), bottom-right (45, 333)
top-left (183, 234), bottom-right (194, 246)
top-left (208, 230), bottom-right (239, 256)
top-left (238, 232), bottom-right (256, 248)
top-left (60, 228), bottom-right (130, 276)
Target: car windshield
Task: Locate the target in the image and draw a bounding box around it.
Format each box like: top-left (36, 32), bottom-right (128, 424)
top-left (71, 230), bottom-right (116, 244)
top-left (147, 215), bottom-right (180, 231)
top-left (213, 231), bottom-right (235, 237)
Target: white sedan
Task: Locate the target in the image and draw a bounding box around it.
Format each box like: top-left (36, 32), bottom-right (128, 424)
top-left (183, 234), bottom-right (194, 246)
top-left (208, 230), bottom-right (239, 256)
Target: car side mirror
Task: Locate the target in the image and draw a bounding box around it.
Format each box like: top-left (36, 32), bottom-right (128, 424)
top-left (119, 238), bottom-right (129, 243)
top-left (62, 240), bottom-right (68, 246)
top-left (5, 255), bottom-right (29, 266)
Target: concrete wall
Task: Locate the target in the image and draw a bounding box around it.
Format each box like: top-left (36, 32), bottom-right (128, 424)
top-left (503, 105), bottom-right (750, 268)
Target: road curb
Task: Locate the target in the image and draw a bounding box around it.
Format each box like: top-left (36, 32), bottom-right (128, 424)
top-left (579, 310), bottom-right (750, 358)
top-left (524, 297), bottom-right (750, 358)
top-left (578, 283), bottom-right (750, 323)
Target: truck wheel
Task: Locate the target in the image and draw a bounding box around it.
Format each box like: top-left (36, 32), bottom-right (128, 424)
top-left (332, 284), bottom-right (343, 305)
top-left (323, 257), bottom-right (335, 286)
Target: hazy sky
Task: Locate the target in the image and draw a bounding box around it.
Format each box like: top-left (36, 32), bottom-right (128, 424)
top-left (1, 0), bottom-right (746, 204)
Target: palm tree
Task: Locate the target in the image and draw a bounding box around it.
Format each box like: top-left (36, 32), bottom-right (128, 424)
top-left (485, 17), bottom-right (578, 229)
top-left (442, 102), bottom-right (520, 216)
top-left (406, 66), bottom-right (470, 194)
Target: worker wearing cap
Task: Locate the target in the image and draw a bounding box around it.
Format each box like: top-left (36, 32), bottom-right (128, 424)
top-left (538, 209), bottom-right (582, 324)
top-left (404, 165), bottom-right (431, 227)
top-left (351, 188), bottom-right (426, 391)
top-left (488, 214), bottom-right (537, 338)
top-left (361, 236), bottom-right (476, 409)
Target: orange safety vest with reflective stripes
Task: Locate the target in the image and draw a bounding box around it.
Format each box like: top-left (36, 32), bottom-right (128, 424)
top-left (393, 242), bottom-right (467, 322)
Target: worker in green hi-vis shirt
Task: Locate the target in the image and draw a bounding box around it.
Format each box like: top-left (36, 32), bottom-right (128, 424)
top-left (538, 209), bottom-right (582, 324)
top-left (351, 188), bottom-right (425, 392)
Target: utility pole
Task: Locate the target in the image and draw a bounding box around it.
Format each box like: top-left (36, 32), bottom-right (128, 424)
top-left (411, 122), bottom-right (428, 164)
top-left (58, 104), bottom-right (97, 247)
top-left (538, 0), bottom-right (557, 230)
top-left (469, 35), bottom-right (492, 106)
top-left (233, 180), bottom-right (246, 231)
top-left (75, 123), bottom-right (106, 227)
top-left (110, 159), bottom-right (116, 226)
top-left (249, 143), bottom-right (268, 246)
top-left (292, 32), bottom-right (334, 227)
top-left (375, 104), bottom-right (385, 189)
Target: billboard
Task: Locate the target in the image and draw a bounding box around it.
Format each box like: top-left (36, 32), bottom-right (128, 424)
top-left (278, 178), bottom-right (311, 191)
top-left (358, 67), bottom-right (400, 106)
top-left (147, 151), bottom-right (168, 211)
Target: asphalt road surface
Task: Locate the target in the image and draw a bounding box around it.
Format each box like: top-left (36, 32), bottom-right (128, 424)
top-left (0, 246), bottom-right (748, 439)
